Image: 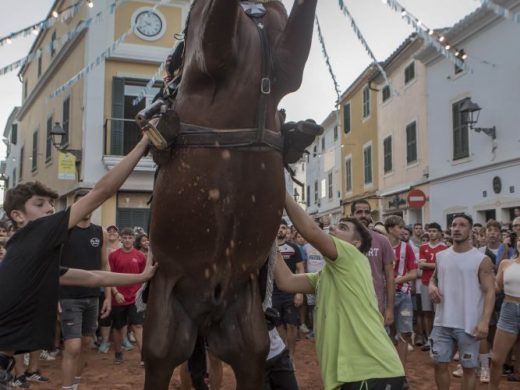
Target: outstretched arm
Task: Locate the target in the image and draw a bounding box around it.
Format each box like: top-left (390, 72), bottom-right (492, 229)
top-left (60, 262), bottom-right (157, 288)
top-left (284, 192), bottom-right (337, 260)
top-left (69, 135), bottom-right (148, 228)
top-left (274, 252), bottom-right (314, 294)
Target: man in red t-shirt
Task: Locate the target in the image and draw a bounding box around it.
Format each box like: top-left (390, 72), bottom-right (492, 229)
top-left (109, 227), bottom-right (147, 364)
top-left (385, 215), bottom-right (417, 379)
top-left (418, 222), bottom-right (448, 349)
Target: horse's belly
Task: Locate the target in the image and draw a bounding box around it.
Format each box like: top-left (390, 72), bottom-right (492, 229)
top-left (149, 149), bottom-right (284, 314)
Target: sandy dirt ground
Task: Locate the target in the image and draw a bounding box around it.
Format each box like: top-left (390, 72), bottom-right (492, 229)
top-left (29, 338), bottom-right (518, 389)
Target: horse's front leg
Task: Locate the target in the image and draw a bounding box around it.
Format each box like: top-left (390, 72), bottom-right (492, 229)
top-left (207, 276), bottom-right (269, 390)
top-left (142, 269), bottom-right (197, 390)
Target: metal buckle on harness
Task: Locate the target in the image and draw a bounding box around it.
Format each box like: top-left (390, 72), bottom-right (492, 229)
top-left (261, 77), bottom-right (271, 94)
top-left (240, 2), bottom-right (267, 18)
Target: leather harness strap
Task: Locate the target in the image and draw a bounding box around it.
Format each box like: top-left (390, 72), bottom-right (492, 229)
top-left (171, 1), bottom-right (282, 153)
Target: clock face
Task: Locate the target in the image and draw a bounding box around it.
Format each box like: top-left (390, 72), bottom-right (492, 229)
top-left (135, 10), bottom-right (163, 39)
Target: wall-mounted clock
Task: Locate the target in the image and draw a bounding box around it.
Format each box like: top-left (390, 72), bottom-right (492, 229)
top-left (133, 8), bottom-right (166, 41)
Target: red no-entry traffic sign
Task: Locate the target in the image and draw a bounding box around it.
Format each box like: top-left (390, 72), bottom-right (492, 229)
top-left (407, 189), bottom-right (427, 208)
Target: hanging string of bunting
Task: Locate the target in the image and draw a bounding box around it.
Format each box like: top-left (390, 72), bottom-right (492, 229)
top-left (0, 0), bottom-right (125, 77)
top-left (132, 62), bottom-right (165, 106)
top-left (478, 0), bottom-right (520, 24)
top-left (49, 0), bottom-right (171, 99)
top-left (0, 1), bottom-right (83, 47)
top-left (315, 16), bottom-right (341, 103)
top-left (383, 0), bottom-right (470, 71)
top-left (337, 1), bottom-right (394, 94)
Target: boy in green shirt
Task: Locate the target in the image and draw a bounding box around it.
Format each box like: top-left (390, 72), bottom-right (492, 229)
top-left (274, 192), bottom-right (405, 390)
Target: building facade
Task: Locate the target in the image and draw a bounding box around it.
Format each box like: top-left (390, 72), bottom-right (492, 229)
top-left (417, 0), bottom-right (520, 227)
top-left (7, 0), bottom-right (189, 228)
top-left (305, 110), bottom-right (342, 224)
top-left (339, 65), bottom-right (381, 220)
top-left (375, 34), bottom-right (430, 225)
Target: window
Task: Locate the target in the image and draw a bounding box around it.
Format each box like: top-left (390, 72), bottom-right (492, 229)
top-left (306, 185), bottom-right (310, 207)
top-left (362, 85), bottom-right (370, 118)
top-left (62, 97), bottom-right (70, 146)
top-left (23, 80), bottom-right (28, 99)
top-left (363, 144), bottom-right (372, 185)
top-left (321, 179), bottom-right (326, 199)
top-left (50, 31), bottom-right (56, 57)
top-left (19, 147), bottom-right (24, 180)
top-left (12, 168), bottom-right (16, 187)
top-left (406, 121), bottom-right (417, 164)
top-left (46, 116), bottom-right (53, 161)
top-left (38, 56), bottom-right (42, 77)
top-left (383, 136), bottom-right (392, 173)
top-left (453, 99), bottom-right (469, 160)
top-left (333, 126), bottom-right (338, 141)
top-left (116, 193), bottom-right (151, 229)
top-left (328, 172), bottom-right (333, 199)
top-left (454, 64), bottom-right (463, 75)
top-left (345, 157), bottom-right (352, 192)
top-left (343, 103), bottom-right (351, 134)
top-left (32, 130), bottom-right (38, 172)
top-left (314, 180), bottom-right (318, 204)
top-left (404, 62), bottom-right (415, 84)
top-left (11, 123), bottom-right (17, 145)
top-left (313, 145), bottom-right (317, 157)
top-left (382, 85), bottom-right (391, 102)
top-left (321, 137), bottom-right (325, 151)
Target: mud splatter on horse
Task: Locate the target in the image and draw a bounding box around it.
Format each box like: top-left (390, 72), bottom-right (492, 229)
top-left (142, 1), bottom-right (317, 389)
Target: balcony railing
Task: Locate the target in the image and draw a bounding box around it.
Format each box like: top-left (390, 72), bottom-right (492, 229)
top-left (103, 117), bottom-right (142, 156)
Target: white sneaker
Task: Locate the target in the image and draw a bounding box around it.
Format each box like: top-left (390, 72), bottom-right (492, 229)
top-left (407, 343), bottom-right (414, 352)
top-left (39, 350), bottom-right (56, 361)
top-left (452, 364), bottom-right (463, 378)
top-left (453, 351), bottom-right (459, 361)
top-left (299, 324), bottom-right (310, 334)
top-left (480, 367), bottom-right (490, 383)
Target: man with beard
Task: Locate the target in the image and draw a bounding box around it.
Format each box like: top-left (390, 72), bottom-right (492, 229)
top-left (273, 219), bottom-right (304, 360)
top-left (429, 214), bottom-right (495, 390)
top-left (59, 192), bottom-right (110, 390)
top-left (351, 200), bottom-right (395, 326)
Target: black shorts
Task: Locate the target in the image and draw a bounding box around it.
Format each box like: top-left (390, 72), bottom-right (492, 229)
top-left (264, 349), bottom-right (298, 390)
top-left (272, 300), bottom-right (300, 327)
top-left (340, 376), bottom-right (405, 390)
top-left (111, 305), bottom-right (144, 329)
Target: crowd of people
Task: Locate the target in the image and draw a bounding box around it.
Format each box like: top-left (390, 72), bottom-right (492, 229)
top-left (0, 131), bottom-right (518, 390)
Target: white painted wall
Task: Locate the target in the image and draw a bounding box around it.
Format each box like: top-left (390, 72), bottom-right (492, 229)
top-left (425, 14), bottom-right (520, 225)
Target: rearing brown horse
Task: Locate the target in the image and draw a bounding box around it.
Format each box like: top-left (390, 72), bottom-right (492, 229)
top-left (143, 1), bottom-right (317, 388)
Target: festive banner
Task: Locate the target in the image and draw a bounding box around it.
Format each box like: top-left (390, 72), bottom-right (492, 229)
top-left (315, 16), bottom-right (341, 103)
top-left (132, 62), bottom-right (165, 106)
top-left (337, 1), bottom-right (395, 95)
top-left (384, 0), bottom-right (469, 71)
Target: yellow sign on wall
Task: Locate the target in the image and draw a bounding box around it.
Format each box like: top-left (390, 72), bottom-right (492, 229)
top-left (58, 152), bottom-right (76, 180)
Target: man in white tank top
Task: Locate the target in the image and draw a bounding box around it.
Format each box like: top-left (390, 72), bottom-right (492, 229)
top-left (428, 214), bottom-right (495, 390)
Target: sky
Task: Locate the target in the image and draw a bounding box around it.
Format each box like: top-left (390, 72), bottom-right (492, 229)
top-left (0, 0), bottom-right (480, 161)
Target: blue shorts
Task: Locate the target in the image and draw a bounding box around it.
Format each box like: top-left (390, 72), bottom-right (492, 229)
top-left (497, 301), bottom-right (520, 335)
top-left (429, 326), bottom-right (479, 368)
top-left (394, 292), bottom-right (413, 335)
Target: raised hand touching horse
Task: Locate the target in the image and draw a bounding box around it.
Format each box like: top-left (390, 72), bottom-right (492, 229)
top-left (141, 1), bottom-right (317, 389)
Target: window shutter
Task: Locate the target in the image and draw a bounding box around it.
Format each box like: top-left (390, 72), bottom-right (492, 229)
top-left (111, 77), bottom-right (125, 155)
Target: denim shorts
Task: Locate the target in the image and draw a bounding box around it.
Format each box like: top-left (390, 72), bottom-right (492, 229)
top-left (394, 291), bottom-right (413, 335)
top-left (429, 326), bottom-right (479, 368)
top-left (497, 301), bottom-right (520, 335)
top-left (60, 297), bottom-right (99, 340)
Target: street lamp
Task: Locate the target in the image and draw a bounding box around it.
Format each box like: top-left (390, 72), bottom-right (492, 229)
top-left (50, 122), bottom-right (82, 180)
top-left (459, 98), bottom-right (497, 140)
top-left (50, 122), bottom-right (82, 161)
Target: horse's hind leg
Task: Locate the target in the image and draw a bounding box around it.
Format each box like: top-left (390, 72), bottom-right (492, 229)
top-left (142, 271), bottom-right (197, 390)
top-left (207, 277), bottom-right (269, 390)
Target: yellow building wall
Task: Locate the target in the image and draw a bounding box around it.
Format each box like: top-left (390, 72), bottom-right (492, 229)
top-left (17, 0), bottom-right (87, 195)
top-left (101, 195), bottom-right (117, 226)
top-left (114, 2), bottom-right (183, 47)
top-left (340, 80), bottom-right (379, 205)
